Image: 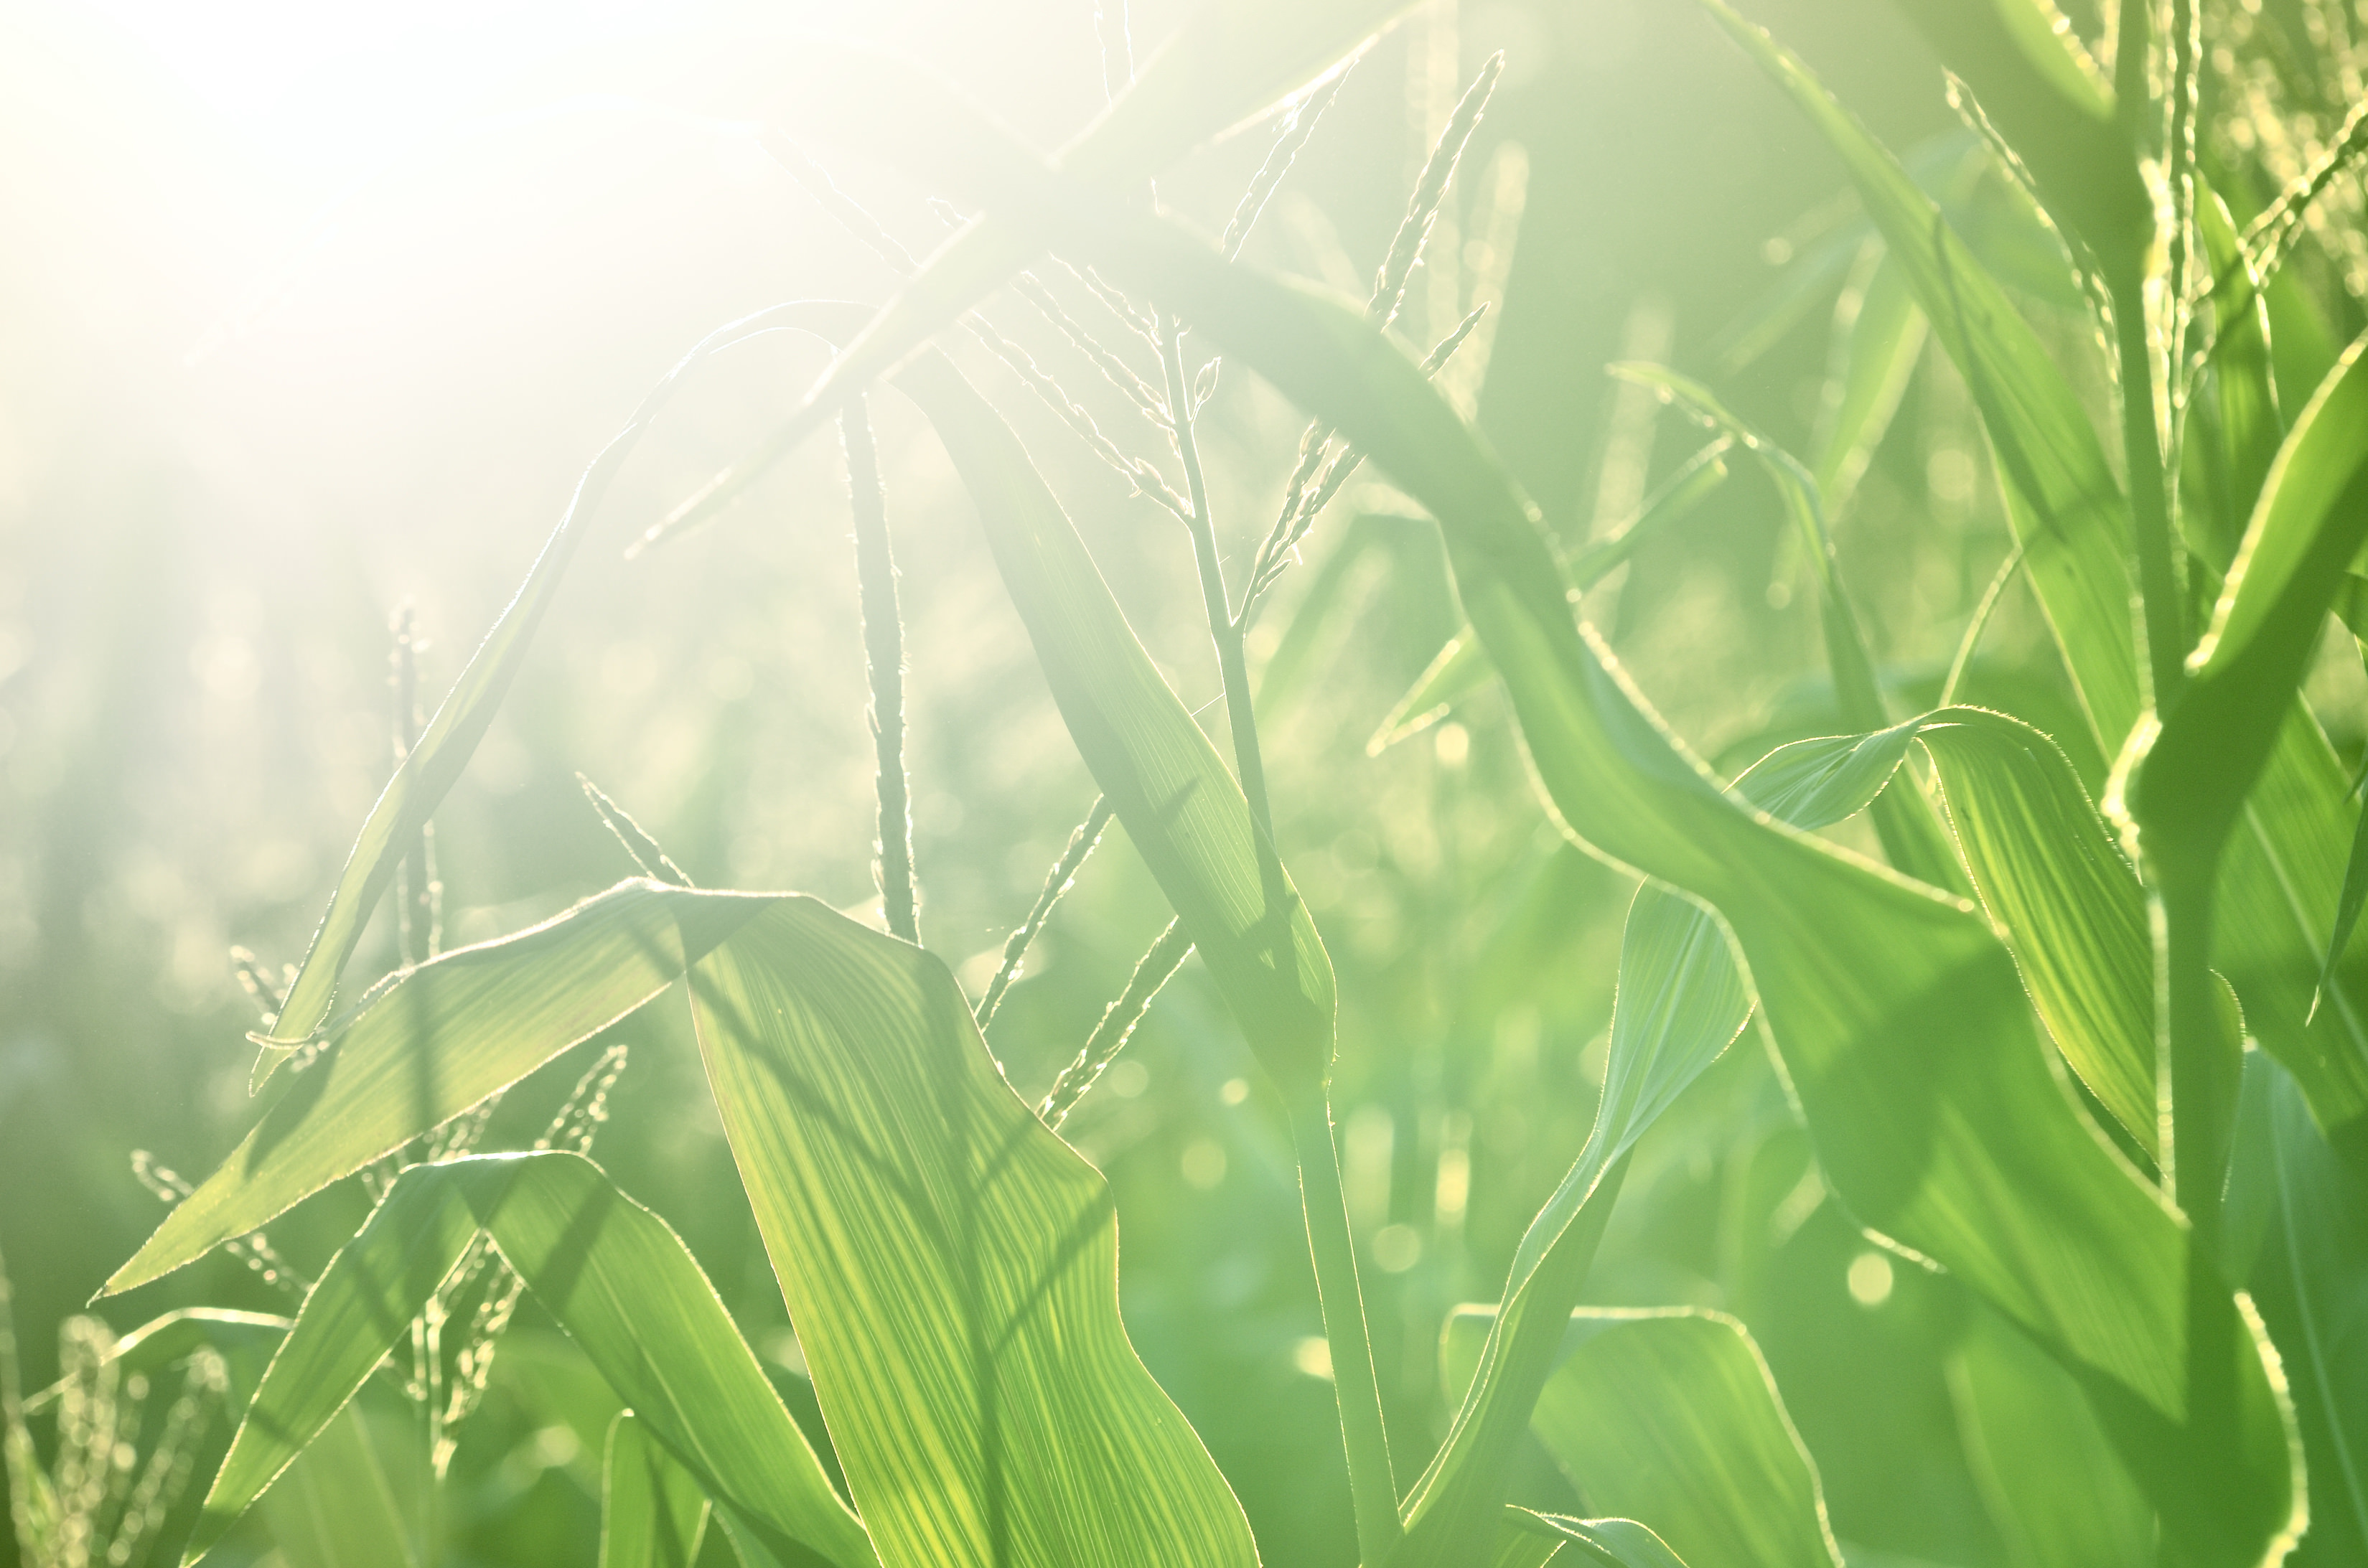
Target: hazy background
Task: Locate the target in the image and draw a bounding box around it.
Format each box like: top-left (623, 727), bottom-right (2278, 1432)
top-left (0, 1), bottom-right (2051, 1563)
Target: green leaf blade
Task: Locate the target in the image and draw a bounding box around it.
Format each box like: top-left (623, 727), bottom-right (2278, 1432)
top-left (686, 898), bottom-right (1260, 1568)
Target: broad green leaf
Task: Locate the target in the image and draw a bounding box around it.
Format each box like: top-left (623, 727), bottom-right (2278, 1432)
top-left (1510, 1513), bottom-right (1689, 1568)
top-left (107, 881), bottom-right (767, 1295)
top-left (685, 896), bottom-right (1260, 1568)
top-left (671, 52), bottom-right (2298, 1562)
top-left (179, 1150), bottom-right (873, 1568)
top-left (651, 1), bottom-right (1408, 545)
top-left (602, 1412), bottom-right (711, 1568)
top-left (1697, 0), bottom-right (2142, 756)
top-left (1916, 709), bottom-right (2155, 1157)
top-left (1444, 1310), bottom-right (1839, 1568)
top-left (258, 1405), bottom-right (421, 1568)
top-left (255, 314), bottom-right (785, 1080)
top-left (1947, 1305), bottom-right (2152, 1568)
top-left (2229, 1050), bottom-right (2368, 1562)
top-left (130, 878), bottom-right (1260, 1568)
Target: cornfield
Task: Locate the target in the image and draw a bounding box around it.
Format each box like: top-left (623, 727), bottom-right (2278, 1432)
top-left (3, 1), bottom-right (2366, 1565)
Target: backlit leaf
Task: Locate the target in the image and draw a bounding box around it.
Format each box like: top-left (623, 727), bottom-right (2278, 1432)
top-left (1443, 1310), bottom-right (1838, 1568)
top-left (601, 1412), bottom-right (712, 1568)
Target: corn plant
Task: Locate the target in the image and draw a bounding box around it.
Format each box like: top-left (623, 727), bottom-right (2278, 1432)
top-left (27, 0), bottom-right (2368, 1565)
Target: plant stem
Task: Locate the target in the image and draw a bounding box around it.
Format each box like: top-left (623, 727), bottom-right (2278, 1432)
top-left (843, 395), bottom-right (919, 945)
top-left (1157, 311), bottom-right (1397, 1559)
top-left (1290, 1094), bottom-right (1403, 1566)
top-left (2158, 871), bottom-right (2237, 1249)
top-left (2110, 273), bottom-right (2189, 708)
top-left (1161, 315), bottom-right (1276, 842)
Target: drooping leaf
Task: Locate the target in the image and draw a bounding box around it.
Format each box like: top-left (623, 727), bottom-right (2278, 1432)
top-left (178, 1150), bottom-right (873, 1568)
top-left (1609, 363), bottom-right (1964, 891)
top-left (1443, 1310), bottom-right (1839, 1568)
top-left (1372, 439), bottom-right (1731, 754)
top-left (685, 896), bottom-right (1260, 1568)
top-left (601, 1412), bottom-right (711, 1568)
top-left (1915, 708), bottom-right (2156, 1158)
top-left (108, 881), bottom-right (768, 1296)
top-left (1947, 1304), bottom-right (2153, 1568)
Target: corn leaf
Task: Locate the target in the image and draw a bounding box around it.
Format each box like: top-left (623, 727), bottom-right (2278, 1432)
top-left (1443, 1310), bottom-right (1840, 1568)
top-left (601, 1412), bottom-right (712, 1568)
top-left (1508, 1513), bottom-right (1689, 1568)
top-left (257, 1406), bottom-right (421, 1568)
top-left (685, 896), bottom-right (1260, 1568)
top-left (1947, 1304), bottom-right (2153, 1568)
top-left (179, 1150), bottom-right (872, 1568)
top-left (1709, 0), bottom-right (2368, 1174)
top-left (1395, 733), bottom-right (1911, 1566)
top-left (2229, 1050), bottom-right (2368, 1562)
top-left (1916, 708), bottom-right (2156, 1157)
top-left (107, 881), bottom-right (768, 1296)
top-left (2130, 330), bottom-right (2368, 887)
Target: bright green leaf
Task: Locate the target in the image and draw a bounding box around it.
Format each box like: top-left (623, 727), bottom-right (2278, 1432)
top-left (1445, 1310), bottom-right (1839, 1568)
top-left (178, 1150), bottom-right (873, 1568)
top-left (601, 1412), bottom-right (711, 1568)
top-left (1948, 1304), bottom-right (2153, 1568)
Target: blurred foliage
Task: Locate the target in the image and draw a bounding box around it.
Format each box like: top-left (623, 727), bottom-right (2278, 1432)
top-left (5, 0), bottom-right (2368, 1564)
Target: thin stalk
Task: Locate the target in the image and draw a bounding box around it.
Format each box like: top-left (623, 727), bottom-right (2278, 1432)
top-left (1158, 308), bottom-right (1396, 1558)
top-left (1289, 1094), bottom-right (1403, 1565)
top-left (1161, 314), bottom-right (1277, 843)
top-left (2110, 271), bottom-right (2189, 705)
top-left (843, 396), bottom-right (919, 945)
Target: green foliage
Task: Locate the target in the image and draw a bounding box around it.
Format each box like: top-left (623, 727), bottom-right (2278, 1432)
top-left (17, 1), bottom-right (2368, 1567)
